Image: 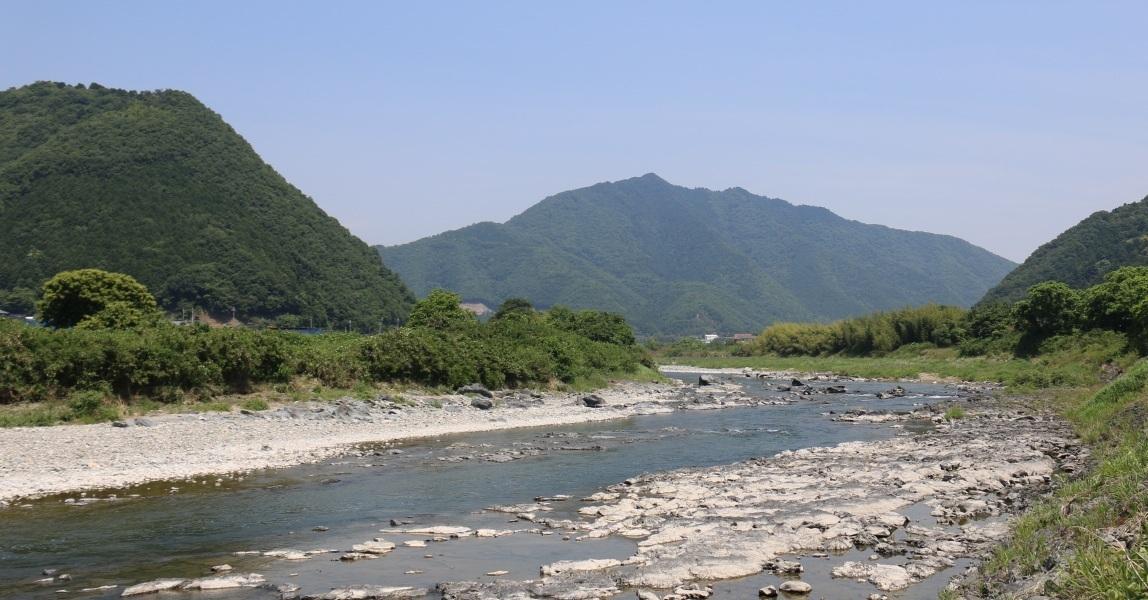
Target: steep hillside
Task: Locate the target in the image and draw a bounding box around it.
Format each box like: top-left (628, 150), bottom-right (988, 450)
top-left (0, 82), bottom-right (412, 327)
top-left (380, 174), bottom-right (1015, 335)
top-left (981, 195), bottom-right (1148, 304)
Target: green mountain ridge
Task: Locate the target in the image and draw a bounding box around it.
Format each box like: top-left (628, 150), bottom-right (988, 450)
top-left (380, 174), bottom-right (1016, 336)
top-left (980, 195), bottom-right (1148, 304)
top-left (0, 81), bottom-right (413, 327)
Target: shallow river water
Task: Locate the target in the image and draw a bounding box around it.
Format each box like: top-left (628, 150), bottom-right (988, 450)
top-left (0, 375), bottom-right (964, 599)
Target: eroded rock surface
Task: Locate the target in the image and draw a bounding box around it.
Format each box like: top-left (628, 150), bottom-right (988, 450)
top-left (447, 407), bottom-right (1080, 598)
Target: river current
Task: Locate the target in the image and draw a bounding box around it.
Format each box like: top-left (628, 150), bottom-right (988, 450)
top-left (0, 374), bottom-right (962, 599)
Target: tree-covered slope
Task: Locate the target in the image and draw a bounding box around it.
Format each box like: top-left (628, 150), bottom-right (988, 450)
top-left (0, 82), bottom-right (413, 327)
top-left (380, 174), bottom-right (1015, 335)
top-left (980, 195), bottom-right (1148, 304)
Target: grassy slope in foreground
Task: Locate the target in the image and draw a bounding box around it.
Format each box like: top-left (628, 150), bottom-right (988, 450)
top-left (968, 360), bottom-right (1148, 598)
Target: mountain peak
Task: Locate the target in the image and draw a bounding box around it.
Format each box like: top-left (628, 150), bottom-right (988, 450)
top-left (380, 178), bottom-right (1014, 335)
top-left (0, 82), bottom-right (413, 326)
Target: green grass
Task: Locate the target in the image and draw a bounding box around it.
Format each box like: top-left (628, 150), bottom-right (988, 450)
top-left (943, 406), bottom-right (967, 420)
top-left (661, 331), bottom-right (1134, 390)
top-left (564, 365), bottom-right (668, 392)
top-left (976, 360), bottom-right (1148, 598)
top-left (239, 398), bottom-right (268, 411)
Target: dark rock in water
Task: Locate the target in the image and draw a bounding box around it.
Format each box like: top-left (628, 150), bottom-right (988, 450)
top-left (776, 385), bottom-right (791, 392)
top-left (698, 375), bottom-right (718, 386)
top-left (41, 569), bottom-right (58, 577)
top-left (458, 383), bottom-right (494, 398)
top-left (470, 397), bottom-right (494, 410)
top-left (320, 478), bottom-right (341, 485)
top-left (791, 378), bottom-right (805, 387)
top-left (826, 385), bottom-right (847, 394)
top-left (765, 558), bottom-right (804, 574)
top-left (758, 586), bottom-right (778, 598)
top-left (582, 395), bottom-right (606, 408)
top-left (111, 421), bottom-right (129, 428)
top-left (878, 385), bottom-right (907, 399)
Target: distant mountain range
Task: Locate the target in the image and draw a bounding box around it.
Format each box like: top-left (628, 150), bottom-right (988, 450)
top-left (980, 194), bottom-right (1148, 304)
top-left (0, 82), bottom-right (413, 327)
top-left (380, 174), bottom-right (1016, 335)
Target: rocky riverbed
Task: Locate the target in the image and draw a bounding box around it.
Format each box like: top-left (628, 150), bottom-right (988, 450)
top-left (0, 378), bottom-right (766, 503)
top-left (3, 373), bottom-right (1074, 600)
top-left (435, 406), bottom-right (1083, 600)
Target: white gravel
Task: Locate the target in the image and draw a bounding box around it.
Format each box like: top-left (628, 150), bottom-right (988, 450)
top-left (0, 382), bottom-right (691, 503)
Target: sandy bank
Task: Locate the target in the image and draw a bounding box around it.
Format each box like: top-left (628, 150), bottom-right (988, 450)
top-left (0, 380), bottom-right (756, 504)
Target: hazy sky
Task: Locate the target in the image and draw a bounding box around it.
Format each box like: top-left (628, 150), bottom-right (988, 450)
top-left (4, 2), bottom-right (1146, 262)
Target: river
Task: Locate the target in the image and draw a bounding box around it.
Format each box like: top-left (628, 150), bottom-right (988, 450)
top-left (0, 374), bottom-right (963, 599)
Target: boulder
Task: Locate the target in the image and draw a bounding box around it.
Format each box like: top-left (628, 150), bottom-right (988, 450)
top-left (765, 558), bottom-right (803, 574)
top-left (351, 540), bottom-right (396, 554)
top-left (825, 385), bottom-right (847, 394)
top-left (698, 375), bottom-right (718, 386)
top-left (790, 378), bottom-right (805, 387)
top-left (458, 384), bottom-right (493, 398)
top-left (470, 397), bottom-right (494, 410)
top-left (302, 586), bottom-right (427, 600)
top-left (582, 395), bottom-right (606, 408)
top-left (181, 573), bottom-right (266, 590)
top-left (540, 558), bottom-right (622, 576)
top-left (778, 580), bottom-right (812, 594)
top-left (121, 579), bottom-right (187, 596)
top-left (758, 586), bottom-right (778, 598)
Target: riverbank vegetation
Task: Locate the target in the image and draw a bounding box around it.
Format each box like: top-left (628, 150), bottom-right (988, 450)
top-left (0, 285), bottom-right (650, 426)
top-left (657, 268), bottom-right (1148, 388)
top-left (968, 359), bottom-right (1148, 598)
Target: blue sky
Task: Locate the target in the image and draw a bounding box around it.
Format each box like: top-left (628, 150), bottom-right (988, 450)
top-left (3, 1), bottom-right (1146, 261)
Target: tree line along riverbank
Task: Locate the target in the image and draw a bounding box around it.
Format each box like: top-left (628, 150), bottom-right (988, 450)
top-left (0, 273), bottom-right (653, 427)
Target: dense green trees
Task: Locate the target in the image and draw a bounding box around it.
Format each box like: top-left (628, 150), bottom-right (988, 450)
top-left (736, 269), bottom-right (1148, 358)
top-left (743, 304), bottom-right (966, 356)
top-left (981, 195), bottom-right (1148, 304)
top-left (37, 269), bottom-right (160, 328)
top-left (0, 290), bottom-right (646, 407)
top-left (406, 290), bottom-right (478, 330)
top-left (1011, 282), bottom-right (1081, 337)
top-left (0, 82), bottom-right (413, 329)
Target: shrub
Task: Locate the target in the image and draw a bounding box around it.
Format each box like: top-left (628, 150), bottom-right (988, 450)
top-left (38, 269), bottom-right (160, 328)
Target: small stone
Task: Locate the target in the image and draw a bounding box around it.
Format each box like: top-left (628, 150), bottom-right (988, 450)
top-left (211, 564), bottom-right (232, 572)
top-left (111, 421), bottom-right (129, 428)
top-left (485, 570), bottom-right (509, 576)
top-left (758, 586), bottom-right (778, 598)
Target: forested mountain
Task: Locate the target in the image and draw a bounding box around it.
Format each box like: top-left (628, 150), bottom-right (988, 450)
top-left (980, 195), bottom-right (1148, 304)
top-left (380, 174), bottom-right (1015, 335)
top-left (0, 82), bottom-right (413, 328)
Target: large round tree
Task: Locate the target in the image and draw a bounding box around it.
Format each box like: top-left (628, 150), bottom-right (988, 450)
top-left (37, 269), bottom-right (159, 328)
